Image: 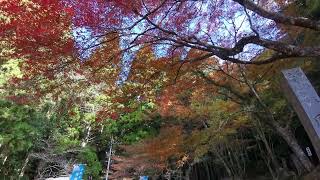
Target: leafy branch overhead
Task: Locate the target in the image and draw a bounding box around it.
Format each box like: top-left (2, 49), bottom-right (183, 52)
top-left (1, 0), bottom-right (320, 179)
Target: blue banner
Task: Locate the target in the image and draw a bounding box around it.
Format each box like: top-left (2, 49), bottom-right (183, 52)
top-left (70, 164), bottom-right (85, 180)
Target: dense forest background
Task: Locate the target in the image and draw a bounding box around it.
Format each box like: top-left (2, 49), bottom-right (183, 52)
top-left (1, 0), bottom-right (320, 179)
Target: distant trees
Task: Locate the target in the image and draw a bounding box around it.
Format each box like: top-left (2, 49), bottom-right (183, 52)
top-left (0, 100), bottom-right (104, 179)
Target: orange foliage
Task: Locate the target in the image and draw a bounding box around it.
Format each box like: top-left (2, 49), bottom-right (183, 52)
top-left (110, 126), bottom-right (186, 178)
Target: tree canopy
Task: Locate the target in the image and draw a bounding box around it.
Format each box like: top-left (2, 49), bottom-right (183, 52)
top-left (1, 0), bottom-right (320, 179)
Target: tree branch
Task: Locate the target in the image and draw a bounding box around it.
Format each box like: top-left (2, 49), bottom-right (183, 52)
top-left (233, 0), bottom-right (320, 31)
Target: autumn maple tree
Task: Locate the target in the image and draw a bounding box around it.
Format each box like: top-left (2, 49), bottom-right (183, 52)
top-left (2, 0), bottom-right (319, 69)
top-left (1, 0), bottom-right (319, 106)
top-left (1, 0), bottom-right (320, 179)
top-left (67, 0), bottom-right (320, 65)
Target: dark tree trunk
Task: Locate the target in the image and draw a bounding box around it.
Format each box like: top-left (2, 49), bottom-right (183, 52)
top-left (274, 123), bottom-right (314, 172)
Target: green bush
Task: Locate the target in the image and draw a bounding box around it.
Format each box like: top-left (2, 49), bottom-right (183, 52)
top-left (77, 147), bottom-right (103, 179)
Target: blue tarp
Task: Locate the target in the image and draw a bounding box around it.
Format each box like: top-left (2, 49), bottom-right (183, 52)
top-left (139, 176), bottom-right (148, 180)
top-left (70, 164), bottom-right (85, 180)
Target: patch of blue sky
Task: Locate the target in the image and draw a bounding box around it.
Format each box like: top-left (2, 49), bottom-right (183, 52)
top-left (117, 15), bottom-right (147, 83)
top-left (214, 0), bottom-right (282, 61)
top-left (72, 26), bottom-right (102, 60)
top-left (153, 42), bottom-right (171, 59)
top-left (117, 50), bottom-right (136, 84)
top-left (70, 2), bottom-right (145, 82)
top-left (232, 5), bottom-right (283, 61)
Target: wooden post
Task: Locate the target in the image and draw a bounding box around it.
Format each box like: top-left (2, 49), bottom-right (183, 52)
top-left (281, 67), bottom-right (320, 160)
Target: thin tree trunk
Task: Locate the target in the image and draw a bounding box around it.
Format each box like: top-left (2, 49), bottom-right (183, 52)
top-left (81, 125), bottom-right (91, 147)
top-left (257, 140), bottom-right (277, 179)
top-left (184, 166), bottom-right (191, 180)
top-left (254, 116), bottom-right (282, 173)
top-left (19, 154), bottom-right (30, 177)
top-left (252, 91), bottom-right (314, 172)
top-left (290, 153), bottom-right (304, 175)
top-left (204, 161), bottom-right (211, 180)
top-left (254, 90), bottom-right (314, 172)
top-left (2, 155), bottom-right (7, 165)
top-left (239, 67), bottom-right (314, 173)
top-left (105, 137), bottom-right (113, 180)
top-left (217, 151), bottom-right (233, 177)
